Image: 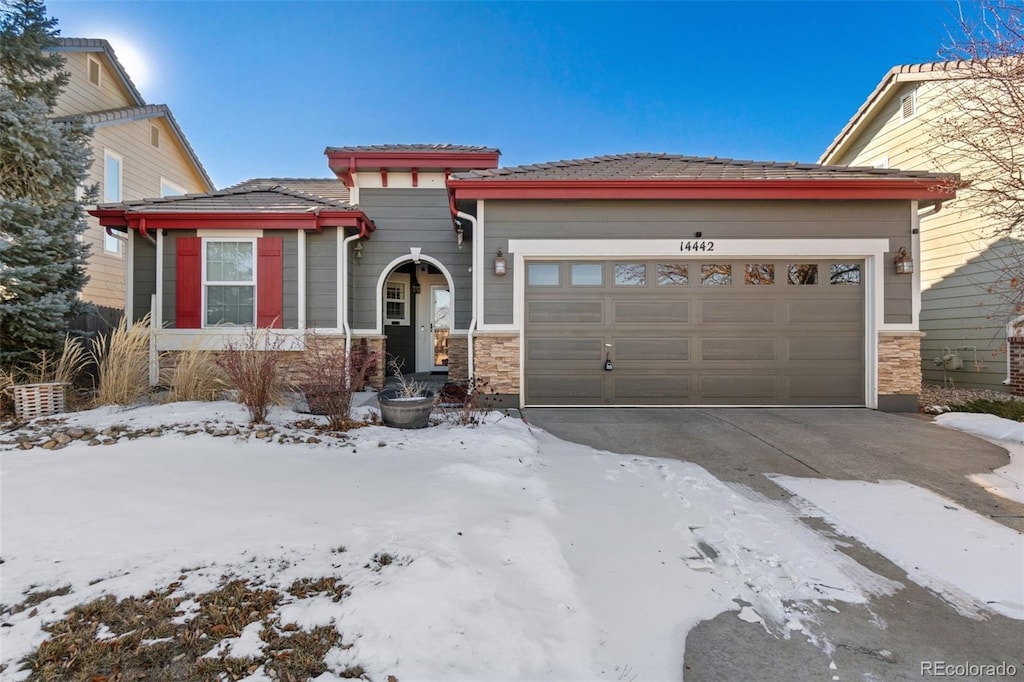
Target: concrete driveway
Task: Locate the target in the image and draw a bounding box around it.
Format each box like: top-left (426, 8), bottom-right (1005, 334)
top-left (523, 408), bottom-right (1024, 681)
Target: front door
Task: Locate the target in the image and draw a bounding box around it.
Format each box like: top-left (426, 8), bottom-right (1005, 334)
top-left (416, 275), bottom-right (450, 372)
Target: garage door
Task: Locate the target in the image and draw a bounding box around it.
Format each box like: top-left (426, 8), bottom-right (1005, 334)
top-left (523, 259), bottom-right (865, 406)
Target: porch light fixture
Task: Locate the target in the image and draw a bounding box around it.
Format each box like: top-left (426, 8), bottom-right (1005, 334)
top-left (494, 248), bottom-right (507, 276)
top-left (353, 242), bottom-right (363, 259)
top-left (456, 225), bottom-right (464, 248)
top-left (894, 246), bottom-right (913, 275)
top-left (412, 273), bottom-right (421, 295)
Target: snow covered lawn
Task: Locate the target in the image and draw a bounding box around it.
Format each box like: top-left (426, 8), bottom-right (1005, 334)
top-left (0, 402), bottom-right (1020, 680)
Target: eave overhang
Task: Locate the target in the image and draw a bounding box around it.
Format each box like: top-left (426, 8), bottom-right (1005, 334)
top-left (326, 149), bottom-right (501, 187)
top-left (446, 179), bottom-right (957, 202)
top-left (90, 209), bottom-right (377, 238)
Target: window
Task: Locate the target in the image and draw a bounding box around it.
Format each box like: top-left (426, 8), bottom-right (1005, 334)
top-left (700, 263), bottom-right (732, 286)
top-left (830, 263), bottom-right (862, 285)
top-left (657, 263), bottom-right (689, 286)
top-left (787, 264), bottom-right (819, 285)
top-left (527, 263), bottom-right (560, 286)
top-left (160, 178), bottom-right (187, 197)
top-left (385, 275), bottom-right (409, 325)
top-left (151, 125), bottom-right (160, 148)
top-left (744, 263), bottom-right (775, 285)
top-left (88, 56), bottom-right (101, 87)
top-left (204, 240), bottom-right (255, 326)
top-left (900, 90), bottom-right (917, 121)
top-left (103, 150), bottom-right (122, 253)
top-left (615, 263), bottom-right (646, 286)
top-left (571, 263), bottom-right (603, 286)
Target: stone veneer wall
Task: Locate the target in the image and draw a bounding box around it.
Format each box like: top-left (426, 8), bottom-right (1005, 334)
top-left (472, 333), bottom-right (520, 394)
top-left (1008, 337), bottom-right (1024, 396)
top-left (157, 334), bottom-right (387, 394)
top-left (447, 335), bottom-right (468, 383)
top-left (877, 331), bottom-right (923, 411)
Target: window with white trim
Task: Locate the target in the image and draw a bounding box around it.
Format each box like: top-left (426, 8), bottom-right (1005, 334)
top-left (103, 150), bottom-right (122, 253)
top-left (160, 178), bottom-right (187, 197)
top-left (385, 274), bottom-right (410, 325)
top-left (204, 239), bottom-right (255, 326)
top-left (88, 56), bottom-right (101, 87)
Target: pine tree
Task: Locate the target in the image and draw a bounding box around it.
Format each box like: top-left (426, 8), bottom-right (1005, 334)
top-left (0, 0), bottom-right (92, 364)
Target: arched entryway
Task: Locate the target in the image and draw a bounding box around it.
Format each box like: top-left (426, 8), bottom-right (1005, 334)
top-left (377, 255), bottom-right (454, 374)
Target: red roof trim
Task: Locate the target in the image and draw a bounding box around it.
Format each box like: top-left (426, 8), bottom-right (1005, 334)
top-left (326, 150), bottom-right (500, 182)
top-left (90, 209), bottom-right (377, 236)
top-left (446, 179), bottom-right (956, 201)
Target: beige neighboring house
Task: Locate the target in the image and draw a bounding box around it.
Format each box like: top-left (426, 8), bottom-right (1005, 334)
top-left (49, 38), bottom-right (214, 310)
top-left (820, 61), bottom-right (1020, 391)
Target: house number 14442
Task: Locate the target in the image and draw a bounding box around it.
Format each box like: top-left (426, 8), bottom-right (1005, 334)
top-left (680, 240), bottom-right (714, 252)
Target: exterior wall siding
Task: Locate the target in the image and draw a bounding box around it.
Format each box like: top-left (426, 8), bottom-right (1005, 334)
top-left (830, 79), bottom-right (1015, 390)
top-left (354, 189), bottom-right (472, 330)
top-left (55, 50), bottom-right (210, 310)
top-left (306, 229), bottom-right (337, 328)
top-left (482, 199), bottom-right (913, 326)
top-left (268, 230), bottom-right (299, 329)
top-left (132, 233), bottom-right (156, 321)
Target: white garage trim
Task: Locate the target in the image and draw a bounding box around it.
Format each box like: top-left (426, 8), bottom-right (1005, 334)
top-left (506, 238), bottom-right (890, 410)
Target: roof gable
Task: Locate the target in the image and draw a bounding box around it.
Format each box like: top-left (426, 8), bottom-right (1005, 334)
top-left (818, 60), bottom-right (975, 164)
top-left (52, 37), bottom-right (145, 107)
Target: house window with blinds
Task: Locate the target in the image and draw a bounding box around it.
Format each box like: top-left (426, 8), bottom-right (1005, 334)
top-left (385, 276), bottom-right (410, 325)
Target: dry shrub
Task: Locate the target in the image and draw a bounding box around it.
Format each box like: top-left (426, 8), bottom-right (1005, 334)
top-left (91, 315), bottom-right (153, 406)
top-left (298, 334), bottom-right (380, 430)
top-left (162, 343), bottom-right (229, 403)
top-left (215, 328), bottom-right (286, 424)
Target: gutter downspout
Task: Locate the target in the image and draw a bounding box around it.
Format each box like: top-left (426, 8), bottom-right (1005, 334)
top-left (456, 210), bottom-right (478, 380)
top-left (340, 219), bottom-right (371, 389)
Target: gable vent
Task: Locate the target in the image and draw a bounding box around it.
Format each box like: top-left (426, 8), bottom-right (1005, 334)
top-left (900, 90), bottom-right (917, 120)
top-left (87, 56), bottom-right (101, 87)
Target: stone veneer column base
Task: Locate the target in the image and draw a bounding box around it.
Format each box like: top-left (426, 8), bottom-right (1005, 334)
top-left (472, 332), bottom-right (520, 403)
top-left (353, 336), bottom-right (386, 390)
top-left (877, 331), bottom-right (924, 412)
top-left (447, 335), bottom-right (468, 383)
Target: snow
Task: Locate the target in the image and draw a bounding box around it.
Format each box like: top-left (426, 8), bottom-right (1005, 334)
top-left (1, 401), bottom-right (1020, 680)
top-left (934, 412), bottom-right (1024, 503)
top-left (774, 477), bottom-right (1024, 620)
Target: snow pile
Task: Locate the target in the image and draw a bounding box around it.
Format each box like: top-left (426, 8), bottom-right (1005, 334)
top-left (774, 476), bottom-right (1024, 620)
top-left (934, 412), bottom-right (1024, 503)
top-left (1, 401), bottom-right (897, 681)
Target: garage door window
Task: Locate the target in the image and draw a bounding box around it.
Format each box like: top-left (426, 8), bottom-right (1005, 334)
top-left (744, 264), bottom-right (775, 285)
top-left (788, 264), bottom-right (819, 285)
top-left (528, 263), bottom-right (560, 286)
top-left (615, 263), bottom-right (646, 286)
top-left (701, 263), bottom-right (732, 286)
top-left (830, 263), bottom-right (862, 285)
top-left (571, 263), bottom-right (603, 286)
top-left (657, 264), bottom-right (689, 286)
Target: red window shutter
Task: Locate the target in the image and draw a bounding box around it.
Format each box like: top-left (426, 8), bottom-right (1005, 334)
top-left (257, 237), bottom-right (283, 328)
top-left (175, 237), bottom-right (202, 328)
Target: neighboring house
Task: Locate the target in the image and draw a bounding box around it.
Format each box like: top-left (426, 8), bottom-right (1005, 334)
top-left (49, 38), bottom-right (214, 310)
top-left (92, 144), bottom-right (955, 411)
top-left (819, 60), bottom-right (1018, 390)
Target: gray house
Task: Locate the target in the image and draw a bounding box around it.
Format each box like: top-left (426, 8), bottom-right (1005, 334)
top-left (92, 144), bottom-right (955, 410)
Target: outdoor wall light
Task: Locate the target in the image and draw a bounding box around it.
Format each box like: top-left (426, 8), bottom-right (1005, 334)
top-left (456, 225), bottom-right (464, 248)
top-left (894, 246), bottom-right (914, 275)
top-left (494, 248), bottom-right (507, 276)
top-left (353, 242), bottom-right (363, 259)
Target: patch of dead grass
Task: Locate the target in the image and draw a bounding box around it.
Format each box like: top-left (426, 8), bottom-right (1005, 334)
top-left (16, 575), bottom-right (361, 681)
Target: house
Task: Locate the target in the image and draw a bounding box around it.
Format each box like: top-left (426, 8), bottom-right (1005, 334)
top-left (819, 60), bottom-right (1019, 391)
top-left (91, 144), bottom-right (955, 411)
top-left (50, 38), bottom-right (214, 310)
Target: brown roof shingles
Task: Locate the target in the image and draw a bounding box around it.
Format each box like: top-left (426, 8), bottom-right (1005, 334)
top-left (453, 153), bottom-right (950, 182)
top-left (95, 182), bottom-right (357, 214)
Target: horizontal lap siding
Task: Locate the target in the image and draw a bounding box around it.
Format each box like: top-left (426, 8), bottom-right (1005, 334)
top-left (355, 189), bottom-right (472, 330)
top-left (831, 80), bottom-right (1014, 390)
top-left (306, 229), bottom-right (337, 328)
top-left (132, 234), bottom-right (156, 321)
top-left (484, 199), bottom-right (912, 326)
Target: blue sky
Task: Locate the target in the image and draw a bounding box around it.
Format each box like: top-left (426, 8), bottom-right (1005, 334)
top-left (50, 1), bottom-right (964, 189)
